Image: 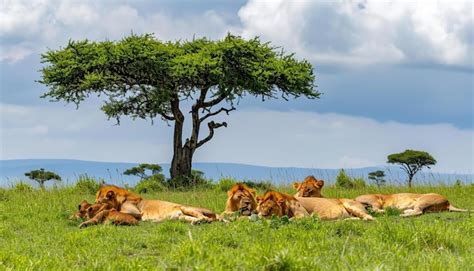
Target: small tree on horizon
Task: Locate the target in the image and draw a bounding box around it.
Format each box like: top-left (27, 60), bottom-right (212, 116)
top-left (123, 163), bottom-right (164, 180)
top-left (24, 168), bottom-right (61, 189)
top-left (368, 170), bottom-right (386, 188)
top-left (387, 149), bottom-right (436, 188)
top-left (39, 33), bottom-right (319, 185)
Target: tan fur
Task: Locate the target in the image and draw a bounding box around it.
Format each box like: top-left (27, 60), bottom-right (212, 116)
top-left (223, 183), bottom-right (258, 216)
top-left (95, 185), bottom-right (219, 224)
top-left (257, 191), bottom-right (374, 220)
top-left (293, 176), bottom-right (325, 197)
top-left (79, 202), bottom-right (139, 228)
top-left (355, 193), bottom-right (468, 217)
top-left (70, 200), bottom-right (92, 219)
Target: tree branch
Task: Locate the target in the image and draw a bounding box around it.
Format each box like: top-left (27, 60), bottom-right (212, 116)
top-left (160, 113), bottom-right (175, 121)
top-left (199, 94), bottom-right (227, 108)
top-left (196, 121), bottom-right (227, 149)
top-left (200, 106), bottom-right (236, 122)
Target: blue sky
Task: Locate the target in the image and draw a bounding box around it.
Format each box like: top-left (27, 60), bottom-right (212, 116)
top-left (0, 0), bottom-right (473, 173)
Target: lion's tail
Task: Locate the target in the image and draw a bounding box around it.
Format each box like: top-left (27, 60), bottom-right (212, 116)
top-left (448, 205), bottom-right (469, 212)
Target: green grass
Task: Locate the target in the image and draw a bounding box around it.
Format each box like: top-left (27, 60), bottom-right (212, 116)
top-left (0, 185), bottom-right (473, 270)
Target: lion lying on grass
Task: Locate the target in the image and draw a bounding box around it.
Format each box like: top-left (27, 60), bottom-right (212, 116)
top-left (355, 193), bottom-right (468, 217)
top-left (96, 185), bottom-right (219, 224)
top-left (256, 191), bottom-right (374, 220)
top-left (76, 201), bottom-right (139, 228)
top-left (293, 176), bottom-right (325, 197)
top-left (223, 183), bottom-right (258, 216)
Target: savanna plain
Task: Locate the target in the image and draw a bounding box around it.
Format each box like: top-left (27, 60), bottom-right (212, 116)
top-left (0, 183), bottom-right (473, 270)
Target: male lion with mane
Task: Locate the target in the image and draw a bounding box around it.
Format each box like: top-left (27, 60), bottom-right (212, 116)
top-left (293, 175), bottom-right (325, 197)
top-left (224, 183), bottom-right (258, 216)
top-left (355, 193), bottom-right (468, 217)
top-left (257, 191), bottom-right (374, 220)
top-left (95, 185), bottom-right (219, 224)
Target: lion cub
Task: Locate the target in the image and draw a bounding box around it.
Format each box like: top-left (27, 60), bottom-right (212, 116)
top-left (74, 200), bottom-right (139, 228)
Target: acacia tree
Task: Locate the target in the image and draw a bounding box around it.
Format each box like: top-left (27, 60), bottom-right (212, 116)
top-left (40, 34), bottom-right (319, 182)
top-left (368, 170), bottom-right (386, 188)
top-left (24, 168), bottom-right (61, 189)
top-left (387, 149), bottom-right (436, 188)
top-left (123, 163), bottom-right (164, 180)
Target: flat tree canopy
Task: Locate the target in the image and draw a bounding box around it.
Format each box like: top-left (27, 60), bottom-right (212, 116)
top-left (40, 34), bottom-right (319, 182)
top-left (25, 168), bottom-right (61, 189)
top-left (387, 149), bottom-right (436, 187)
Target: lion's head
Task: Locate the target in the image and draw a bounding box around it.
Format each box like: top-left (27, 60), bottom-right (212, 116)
top-left (226, 183), bottom-right (257, 216)
top-left (84, 203), bottom-right (116, 219)
top-left (293, 176), bottom-right (324, 197)
top-left (95, 184), bottom-right (142, 209)
top-left (256, 191), bottom-right (294, 218)
top-left (73, 200), bottom-right (92, 219)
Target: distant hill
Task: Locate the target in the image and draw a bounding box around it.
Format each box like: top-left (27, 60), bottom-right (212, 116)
top-left (1, 159), bottom-right (472, 187)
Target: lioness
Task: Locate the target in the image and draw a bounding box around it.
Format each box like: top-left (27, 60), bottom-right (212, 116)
top-left (293, 175), bottom-right (324, 197)
top-left (256, 191), bottom-right (374, 220)
top-left (96, 185), bottom-right (219, 224)
top-left (79, 202), bottom-right (139, 228)
top-left (355, 193), bottom-right (468, 217)
top-left (224, 183), bottom-right (258, 216)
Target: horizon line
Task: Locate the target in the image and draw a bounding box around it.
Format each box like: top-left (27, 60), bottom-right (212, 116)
top-left (1, 158), bottom-right (473, 175)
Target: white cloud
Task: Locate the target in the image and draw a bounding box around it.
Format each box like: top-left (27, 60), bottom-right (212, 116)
top-left (0, 0), bottom-right (234, 62)
top-left (1, 103), bottom-right (472, 174)
top-left (1, 0), bottom-right (472, 69)
top-left (238, 0), bottom-right (474, 68)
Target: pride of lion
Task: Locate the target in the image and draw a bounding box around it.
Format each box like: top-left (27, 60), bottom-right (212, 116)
top-left (72, 175), bottom-right (468, 228)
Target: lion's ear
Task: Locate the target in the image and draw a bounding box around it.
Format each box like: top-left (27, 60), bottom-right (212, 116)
top-left (249, 188), bottom-right (256, 195)
top-left (293, 182), bottom-right (301, 190)
top-left (106, 190), bottom-right (115, 200)
top-left (227, 190), bottom-right (234, 197)
top-left (317, 180), bottom-right (325, 188)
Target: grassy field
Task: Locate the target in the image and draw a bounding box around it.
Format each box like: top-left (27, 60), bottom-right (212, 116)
top-left (0, 185), bottom-right (473, 270)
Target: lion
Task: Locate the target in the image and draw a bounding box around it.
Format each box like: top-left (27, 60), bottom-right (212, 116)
top-left (95, 184), bottom-right (219, 224)
top-left (256, 191), bottom-right (374, 220)
top-left (223, 183), bottom-right (258, 216)
top-left (78, 202), bottom-right (139, 228)
top-left (293, 175), bottom-right (325, 197)
top-left (355, 193), bottom-right (468, 217)
top-left (70, 200), bottom-right (92, 219)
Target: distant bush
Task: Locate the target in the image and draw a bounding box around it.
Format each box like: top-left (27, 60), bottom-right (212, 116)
top-left (454, 180), bottom-right (463, 187)
top-left (13, 182), bottom-right (34, 192)
top-left (335, 169), bottom-right (353, 189)
top-left (135, 175), bottom-right (167, 193)
top-left (74, 175), bottom-right (101, 194)
top-left (168, 170), bottom-right (214, 190)
top-left (352, 177), bottom-right (367, 188)
top-left (214, 178), bottom-right (273, 192)
top-left (335, 169), bottom-right (366, 189)
top-left (215, 178), bottom-right (237, 192)
top-left (242, 180), bottom-right (273, 191)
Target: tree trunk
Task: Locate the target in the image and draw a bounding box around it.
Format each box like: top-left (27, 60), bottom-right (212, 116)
top-left (170, 147), bottom-right (193, 180)
top-left (169, 97), bottom-right (195, 181)
top-left (407, 174), bottom-right (413, 188)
